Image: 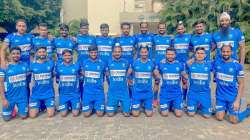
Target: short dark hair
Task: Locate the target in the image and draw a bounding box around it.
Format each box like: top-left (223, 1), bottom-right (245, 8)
top-left (121, 22), bottom-right (131, 28)
top-left (38, 23), bottom-right (48, 28)
top-left (36, 46), bottom-right (47, 52)
top-left (10, 47), bottom-right (21, 53)
top-left (139, 22), bottom-right (148, 27)
top-left (166, 47), bottom-right (176, 53)
top-left (158, 22), bottom-right (166, 27)
top-left (195, 47), bottom-right (206, 52)
top-left (139, 46), bottom-right (149, 52)
top-left (100, 23), bottom-right (109, 29)
top-left (193, 20), bottom-right (206, 27)
top-left (221, 44), bottom-right (232, 51)
top-left (59, 23), bottom-right (69, 30)
top-left (62, 49), bottom-right (73, 55)
top-left (16, 19), bottom-right (27, 25)
top-left (88, 45), bottom-right (98, 52)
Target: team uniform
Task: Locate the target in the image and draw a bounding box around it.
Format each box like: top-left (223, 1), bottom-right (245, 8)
top-left (0, 63), bottom-right (29, 120)
top-left (157, 60), bottom-right (184, 112)
top-left (106, 58), bottom-right (130, 113)
top-left (76, 34), bottom-right (96, 63)
top-left (95, 36), bottom-right (115, 65)
top-left (134, 33), bottom-right (154, 59)
top-left (213, 27), bottom-right (245, 61)
top-left (186, 61), bottom-right (213, 116)
top-left (32, 36), bottom-right (54, 59)
top-left (53, 37), bottom-right (75, 63)
top-left (56, 62), bottom-right (81, 112)
top-left (131, 59), bottom-right (155, 111)
top-left (4, 33), bottom-right (33, 64)
top-left (81, 58), bottom-right (106, 112)
top-left (153, 34), bottom-right (171, 64)
top-left (115, 35), bottom-right (136, 65)
top-left (29, 60), bottom-right (55, 109)
top-left (190, 33), bottom-right (213, 61)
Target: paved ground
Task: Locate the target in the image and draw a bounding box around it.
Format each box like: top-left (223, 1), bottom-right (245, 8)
top-left (0, 70), bottom-right (250, 140)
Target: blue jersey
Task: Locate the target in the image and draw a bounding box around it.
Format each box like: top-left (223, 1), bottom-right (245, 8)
top-left (214, 60), bottom-right (244, 102)
top-left (32, 36), bottom-right (54, 59)
top-left (173, 34), bottom-right (191, 63)
top-left (53, 37), bottom-right (75, 62)
top-left (4, 33), bottom-right (33, 63)
top-left (134, 33), bottom-right (154, 59)
top-left (76, 34), bottom-right (96, 62)
top-left (81, 58), bottom-right (106, 94)
top-left (132, 59), bottom-right (155, 92)
top-left (56, 62), bottom-right (80, 97)
top-left (213, 27), bottom-right (245, 60)
top-left (95, 36), bottom-right (115, 64)
top-left (30, 60), bottom-right (54, 99)
top-left (107, 58), bottom-right (129, 91)
top-left (187, 61), bottom-right (212, 93)
top-left (0, 63), bottom-right (29, 102)
top-left (190, 33), bottom-right (213, 61)
top-left (115, 35), bottom-right (136, 64)
top-left (153, 34), bottom-right (171, 64)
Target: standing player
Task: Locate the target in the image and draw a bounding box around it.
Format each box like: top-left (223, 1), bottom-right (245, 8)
top-left (54, 24), bottom-right (75, 63)
top-left (0, 47), bottom-right (29, 121)
top-left (214, 44), bottom-right (250, 123)
top-left (95, 23), bottom-right (115, 65)
top-left (128, 46), bottom-right (157, 117)
top-left (29, 47), bottom-right (55, 118)
top-left (81, 46), bottom-right (106, 117)
top-left (105, 44), bottom-right (131, 117)
top-left (155, 47), bottom-right (185, 117)
top-left (213, 12), bottom-right (245, 64)
top-left (56, 50), bottom-right (81, 117)
top-left (1, 19), bottom-right (33, 68)
top-left (186, 47), bottom-right (213, 118)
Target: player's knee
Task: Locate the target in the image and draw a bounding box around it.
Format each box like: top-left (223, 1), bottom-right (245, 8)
top-left (228, 115), bottom-right (239, 124)
top-left (72, 110), bottom-right (79, 117)
top-left (83, 111), bottom-right (92, 118)
top-left (96, 111), bottom-right (104, 117)
top-left (60, 111), bottom-right (68, 117)
top-left (202, 114), bottom-right (211, 119)
top-left (160, 111), bottom-right (169, 117)
top-left (123, 112), bottom-right (130, 117)
top-left (47, 109), bottom-right (55, 118)
top-left (175, 110), bottom-right (182, 118)
top-left (29, 110), bottom-right (38, 118)
top-left (216, 112), bottom-right (225, 121)
top-left (132, 110), bottom-right (140, 117)
top-left (2, 116), bottom-right (12, 122)
top-left (107, 112), bottom-right (115, 117)
top-left (187, 112), bottom-right (195, 117)
top-left (145, 110), bottom-right (153, 117)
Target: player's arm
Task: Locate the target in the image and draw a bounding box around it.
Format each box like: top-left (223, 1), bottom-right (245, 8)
top-left (233, 77), bottom-right (244, 111)
top-left (0, 42), bottom-right (8, 69)
top-left (153, 69), bottom-right (161, 85)
top-left (239, 42), bottom-right (245, 65)
top-left (0, 76), bottom-right (8, 108)
top-left (127, 66), bottom-right (133, 85)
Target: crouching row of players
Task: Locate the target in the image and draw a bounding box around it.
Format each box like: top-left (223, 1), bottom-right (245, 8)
top-left (1, 44), bottom-right (250, 124)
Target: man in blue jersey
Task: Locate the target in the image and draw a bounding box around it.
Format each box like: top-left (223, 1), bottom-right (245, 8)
top-left (1, 19), bottom-right (33, 69)
top-left (0, 47), bottom-right (29, 121)
top-left (134, 22), bottom-right (154, 59)
top-left (213, 12), bottom-right (245, 64)
top-left (54, 24), bottom-right (75, 63)
top-left (81, 45), bottom-right (106, 117)
top-left (214, 44), bottom-right (250, 123)
top-left (56, 49), bottom-right (81, 117)
top-left (106, 44), bottom-right (130, 117)
top-left (154, 47), bottom-right (185, 117)
top-left (32, 23), bottom-right (54, 60)
top-left (190, 20), bottom-right (214, 61)
top-left (29, 47), bottom-right (55, 118)
top-left (76, 19), bottom-right (96, 63)
top-left (96, 23), bottom-right (115, 65)
top-left (186, 47), bottom-right (213, 118)
top-left (128, 46), bottom-right (157, 117)
top-left (153, 22), bottom-right (172, 108)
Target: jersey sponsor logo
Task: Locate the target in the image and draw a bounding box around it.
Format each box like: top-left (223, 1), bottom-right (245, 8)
top-left (194, 45), bottom-right (210, 50)
top-left (34, 73), bottom-right (51, 80)
top-left (47, 46), bottom-right (53, 53)
top-left (174, 44), bottom-right (189, 49)
top-left (110, 70), bottom-right (126, 77)
top-left (216, 72), bottom-right (234, 82)
top-left (162, 73), bottom-right (180, 80)
top-left (98, 45), bottom-right (112, 52)
top-left (122, 46), bottom-right (133, 51)
top-left (78, 45), bottom-right (90, 51)
top-left (60, 75), bottom-right (77, 82)
top-left (217, 41), bottom-right (234, 49)
top-left (155, 45), bottom-right (169, 51)
top-left (8, 74), bottom-right (26, 83)
top-left (19, 44), bottom-right (31, 51)
top-left (135, 72), bottom-right (151, 79)
top-left (191, 73), bottom-right (208, 80)
top-left (239, 70), bottom-right (244, 77)
top-left (138, 42), bottom-right (152, 48)
top-left (85, 71), bottom-right (100, 78)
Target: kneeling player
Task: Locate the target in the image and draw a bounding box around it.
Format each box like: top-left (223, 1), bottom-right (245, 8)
top-left (155, 47), bottom-right (185, 117)
top-left (29, 47), bottom-right (55, 118)
top-left (56, 50), bottom-right (81, 117)
top-left (186, 47), bottom-right (212, 118)
top-left (0, 47), bottom-right (29, 121)
top-left (81, 46), bottom-right (106, 117)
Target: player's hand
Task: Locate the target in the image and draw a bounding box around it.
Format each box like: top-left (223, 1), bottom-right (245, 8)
top-left (0, 62), bottom-right (7, 69)
top-left (187, 58), bottom-right (194, 66)
top-left (232, 101), bottom-right (240, 111)
top-left (128, 79), bottom-right (133, 85)
top-left (2, 99), bottom-right (9, 108)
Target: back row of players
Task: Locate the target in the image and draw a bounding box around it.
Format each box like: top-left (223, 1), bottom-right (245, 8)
top-left (0, 12), bottom-right (249, 123)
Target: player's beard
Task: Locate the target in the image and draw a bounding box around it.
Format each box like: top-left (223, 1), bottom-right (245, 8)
top-left (220, 25), bottom-right (230, 35)
top-left (222, 55), bottom-right (230, 61)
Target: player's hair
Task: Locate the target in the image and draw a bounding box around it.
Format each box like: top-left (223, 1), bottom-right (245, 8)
top-left (176, 21), bottom-right (184, 28)
top-left (166, 47), bottom-right (176, 53)
top-left (121, 22), bottom-right (131, 28)
top-left (112, 45), bottom-right (122, 52)
top-left (10, 47), bottom-right (21, 53)
top-left (139, 22), bottom-right (148, 27)
top-left (38, 23), bottom-right (48, 28)
top-left (62, 49), bottom-right (73, 55)
top-left (139, 46), bottom-right (149, 52)
top-left (88, 45), bottom-right (98, 52)
top-left (221, 44), bottom-right (233, 51)
top-left (36, 46), bottom-right (47, 52)
top-left (16, 19), bottom-right (27, 25)
top-left (158, 21), bottom-right (166, 27)
top-left (195, 47), bottom-right (206, 52)
top-left (193, 20), bottom-right (206, 27)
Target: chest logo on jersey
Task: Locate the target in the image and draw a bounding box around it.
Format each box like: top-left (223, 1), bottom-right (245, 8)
top-left (97, 65), bottom-right (100, 70)
top-left (205, 38), bottom-right (209, 42)
top-left (204, 67), bottom-right (208, 71)
top-left (176, 67), bottom-right (180, 71)
top-left (229, 68), bottom-right (234, 72)
top-left (14, 40), bottom-right (20, 43)
top-left (185, 38), bottom-right (188, 41)
top-left (22, 67), bottom-right (26, 71)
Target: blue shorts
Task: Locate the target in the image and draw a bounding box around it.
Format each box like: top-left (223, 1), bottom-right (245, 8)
top-left (29, 97), bottom-right (55, 109)
top-left (82, 94), bottom-right (105, 112)
top-left (159, 94), bottom-right (183, 111)
top-left (2, 101), bottom-right (28, 120)
top-left (59, 96), bottom-right (80, 112)
top-left (132, 91), bottom-right (153, 111)
top-left (106, 92), bottom-right (131, 113)
top-left (187, 93), bottom-right (212, 116)
top-left (215, 98), bottom-right (240, 116)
